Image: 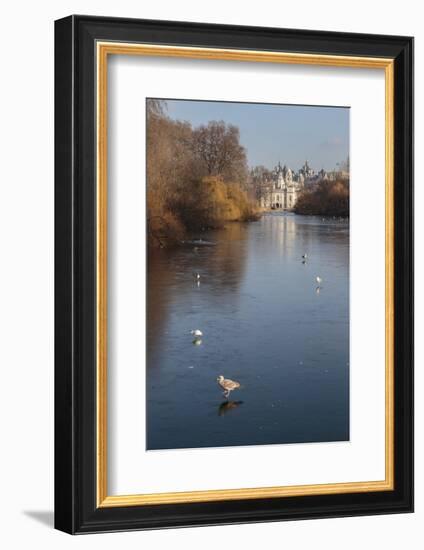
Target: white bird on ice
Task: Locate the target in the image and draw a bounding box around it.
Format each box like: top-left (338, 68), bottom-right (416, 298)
top-left (190, 329), bottom-right (203, 337)
top-left (302, 253), bottom-right (308, 259)
top-left (217, 375), bottom-right (241, 399)
top-left (316, 276), bottom-right (322, 286)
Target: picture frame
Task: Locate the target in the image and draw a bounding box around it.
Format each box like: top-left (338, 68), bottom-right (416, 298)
top-left (54, 15), bottom-right (413, 534)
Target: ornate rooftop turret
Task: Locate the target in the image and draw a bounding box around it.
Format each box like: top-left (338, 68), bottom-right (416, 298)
top-left (286, 167), bottom-right (293, 183)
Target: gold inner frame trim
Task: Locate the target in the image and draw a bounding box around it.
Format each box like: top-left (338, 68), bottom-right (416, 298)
top-left (96, 41), bottom-right (395, 508)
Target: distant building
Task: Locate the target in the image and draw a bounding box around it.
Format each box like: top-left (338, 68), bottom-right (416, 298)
top-left (259, 160), bottom-right (349, 211)
top-left (298, 160), bottom-right (315, 181)
top-left (325, 169), bottom-right (350, 181)
top-left (261, 160), bottom-right (323, 210)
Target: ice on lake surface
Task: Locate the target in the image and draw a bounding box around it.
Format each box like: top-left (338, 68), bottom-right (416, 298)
top-left (147, 213), bottom-right (349, 450)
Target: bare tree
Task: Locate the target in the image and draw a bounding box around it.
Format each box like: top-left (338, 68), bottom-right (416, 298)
top-left (146, 98), bottom-right (167, 118)
top-left (192, 121), bottom-right (248, 184)
top-left (249, 165), bottom-right (273, 201)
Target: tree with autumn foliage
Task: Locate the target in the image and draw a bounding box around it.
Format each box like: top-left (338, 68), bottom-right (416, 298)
top-left (146, 100), bottom-right (258, 248)
top-left (294, 179), bottom-right (349, 217)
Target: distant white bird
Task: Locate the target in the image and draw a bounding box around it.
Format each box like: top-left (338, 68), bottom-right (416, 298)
top-left (302, 253), bottom-right (308, 260)
top-left (190, 329), bottom-right (203, 337)
top-left (217, 375), bottom-right (241, 398)
top-left (194, 272), bottom-right (201, 280)
top-left (316, 276), bottom-right (322, 286)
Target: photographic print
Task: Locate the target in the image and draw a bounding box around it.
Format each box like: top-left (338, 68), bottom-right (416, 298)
top-left (146, 98), bottom-right (350, 451)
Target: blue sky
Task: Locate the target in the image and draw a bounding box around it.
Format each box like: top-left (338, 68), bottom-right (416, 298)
top-left (163, 98), bottom-right (349, 172)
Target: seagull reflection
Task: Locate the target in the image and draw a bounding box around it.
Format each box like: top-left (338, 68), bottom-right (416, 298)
top-left (218, 400), bottom-right (244, 416)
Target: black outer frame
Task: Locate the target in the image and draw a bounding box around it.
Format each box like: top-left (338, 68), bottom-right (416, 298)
top-left (54, 15), bottom-right (414, 534)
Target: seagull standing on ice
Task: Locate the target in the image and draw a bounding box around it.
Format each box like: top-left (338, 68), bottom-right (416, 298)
top-left (316, 276), bottom-right (322, 287)
top-left (217, 375), bottom-right (241, 399)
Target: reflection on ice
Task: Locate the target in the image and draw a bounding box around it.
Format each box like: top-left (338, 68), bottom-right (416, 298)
top-left (218, 400), bottom-right (244, 416)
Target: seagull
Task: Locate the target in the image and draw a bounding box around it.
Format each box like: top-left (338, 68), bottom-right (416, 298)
top-left (316, 276), bottom-right (322, 286)
top-left (190, 329), bottom-right (203, 337)
top-left (217, 375), bottom-right (241, 399)
top-left (302, 253), bottom-right (308, 260)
